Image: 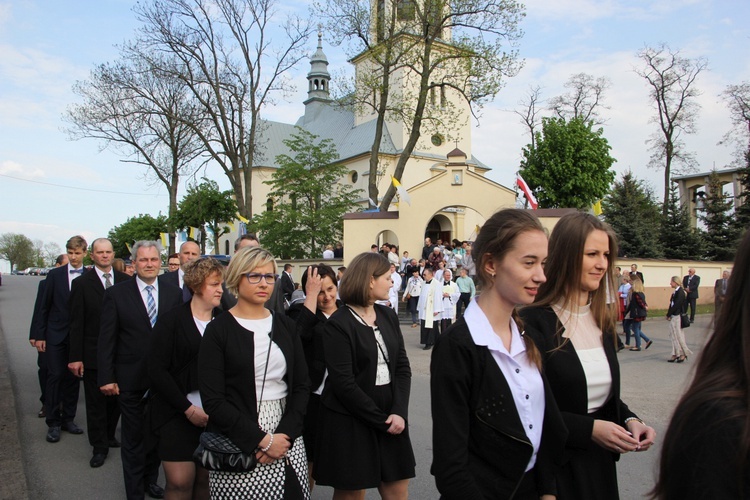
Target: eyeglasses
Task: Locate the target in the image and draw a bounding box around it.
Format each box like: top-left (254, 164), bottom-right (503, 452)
top-left (245, 273), bottom-right (278, 284)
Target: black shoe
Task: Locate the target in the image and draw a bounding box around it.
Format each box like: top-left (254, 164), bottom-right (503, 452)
top-left (108, 438), bottom-right (121, 448)
top-left (423, 345), bottom-right (433, 350)
top-left (37, 406), bottom-right (46, 418)
top-left (61, 421), bottom-right (84, 434)
top-left (89, 453), bottom-right (107, 468)
top-left (645, 340), bottom-right (653, 350)
top-left (46, 426), bottom-right (61, 443)
top-left (146, 483), bottom-right (165, 499)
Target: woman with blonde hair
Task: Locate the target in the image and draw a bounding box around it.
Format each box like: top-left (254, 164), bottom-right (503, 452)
top-left (198, 247), bottom-right (310, 499)
top-left (519, 212), bottom-right (656, 499)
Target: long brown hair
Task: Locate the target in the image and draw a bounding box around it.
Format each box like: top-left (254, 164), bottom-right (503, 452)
top-left (652, 230), bottom-right (750, 498)
top-left (472, 208), bottom-right (546, 369)
top-left (532, 212), bottom-right (619, 344)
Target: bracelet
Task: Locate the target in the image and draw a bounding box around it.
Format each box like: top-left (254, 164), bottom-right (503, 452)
top-left (624, 417), bottom-right (644, 426)
top-left (261, 433), bottom-right (274, 453)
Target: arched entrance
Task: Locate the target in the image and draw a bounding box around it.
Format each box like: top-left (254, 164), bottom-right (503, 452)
top-left (424, 206), bottom-right (486, 246)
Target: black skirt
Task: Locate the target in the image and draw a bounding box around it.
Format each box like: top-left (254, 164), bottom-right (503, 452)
top-left (314, 384), bottom-right (416, 489)
top-left (155, 413), bottom-right (203, 462)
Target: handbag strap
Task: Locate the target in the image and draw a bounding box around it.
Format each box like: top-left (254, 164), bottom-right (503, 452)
top-left (256, 312), bottom-right (275, 409)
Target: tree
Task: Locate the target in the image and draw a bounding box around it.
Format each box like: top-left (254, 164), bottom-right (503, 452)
top-left (42, 242), bottom-right (63, 266)
top-left (548, 73), bottom-right (611, 126)
top-left (719, 81), bottom-right (750, 162)
top-left (514, 85), bottom-right (544, 149)
top-left (700, 171), bottom-right (741, 261)
top-left (519, 117), bottom-right (616, 209)
top-left (133, 0), bottom-right (313, 220)
top-left (635, 43), bottom-right (707, 214)
top-left (0, 233), bottom-right (35, 271)
top-left (108, 214), bottom-right (169, 259)
top-left (171, 179), bottom-right (237, 254)
top-left (601, 171), bottom-right (662, 258)
top-left (66, 51), bottom-right (207, 255)
top-left (732, 150), bottom-right (750, 236)
top-left (252, 128), bottom-right (363, 259)
top-left (319, 0), bottom-right (525, 210)
top-left (659, 184), bottom-right (704, 260)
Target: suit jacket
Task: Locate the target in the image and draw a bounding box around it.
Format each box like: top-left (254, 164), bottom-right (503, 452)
top-left (38, 264), bottom-right (81, 345)
top-left (159, 269), bottom-right (236, 309)
top-left (519, 306), bottom-right (637, 454)
top-left (714, 278), bottom-right (728, 305)
top-left (198, 311), bottom-right (310, 455)
top-left (682, 274), bottom-right (700, 299)
top-left (97, 278), bottom-right (182, 391)
top-left (69, 268), bottom-right (130, 368)
top-left (321, 304), bottom-right (411, 432)
top-left (668, 286), bottom-right (687, 317)
top-left (148, 301), bottom-right (222, 430)
top-left (629, 271), bottom-right (644, 284)
top-left (430, 318), bottom-right (566, 499)
top-left (29, 279), bottom-right (48, 341)
top-left (287, 300), bottom-right (344, 390)
top-left (280, 271), bottom-right (295, 301)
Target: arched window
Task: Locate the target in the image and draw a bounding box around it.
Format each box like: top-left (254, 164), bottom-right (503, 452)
top-left (267, 198), bottom-right (273, 212)
top-left (224, 240), bottom-right (230, 255)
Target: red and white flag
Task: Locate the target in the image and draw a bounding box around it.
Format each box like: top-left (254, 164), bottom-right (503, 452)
top-left (516, 174), bottom-right (538, 209)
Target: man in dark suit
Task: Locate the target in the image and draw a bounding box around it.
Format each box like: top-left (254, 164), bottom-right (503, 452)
top-left (714, 270), bottom-right (730, 318)
top-left (682, 268), bottom-right (700, 323)
top-left (29, 253), bottom-right (68, 418)
top-left (630, 263), bottom-right (645, 284)
top-left (99, 240), bottom-right (181, 500)
top-left (158, 240), bottom-right (199, 303)
top-left (280, 263), bottom-right (295, 302)
top-left (68, 238), bottom-right (128, 468)
top-left (35, 236), bottom-right (88, 443)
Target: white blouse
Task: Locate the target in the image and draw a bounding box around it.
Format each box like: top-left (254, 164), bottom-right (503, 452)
top-left (553, 302), bottom-right (612, 413)
top-left (348, 308), bottom-right (391, 386)
top-left (235, 315), bottom-right (288, 402)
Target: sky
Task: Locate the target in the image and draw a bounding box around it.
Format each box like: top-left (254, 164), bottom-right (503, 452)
top-left (1, 0), bottom-right (749, 270)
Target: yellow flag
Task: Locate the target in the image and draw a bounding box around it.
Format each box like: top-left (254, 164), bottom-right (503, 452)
top-left (125, 242), bottom-right (132, 255)
top-left (391, 175), bottom-right (411, 206)
top-left (592, 200), bottom-right (603, 216)
top-left (236, 212), bottom-right (249, 224)
top-left (189, 227), bottom-right (197, 239)
top-left (227, 221), bottom-right (236, 232)
top-left (160, 232), bottom-right (168, 248)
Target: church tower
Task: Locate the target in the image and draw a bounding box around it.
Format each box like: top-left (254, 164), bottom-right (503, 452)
top-left (304, 31), bottom-right (331, 105)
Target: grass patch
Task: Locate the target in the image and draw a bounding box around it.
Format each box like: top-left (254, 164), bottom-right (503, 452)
top-left (645, 303), bottom-right (715, 318)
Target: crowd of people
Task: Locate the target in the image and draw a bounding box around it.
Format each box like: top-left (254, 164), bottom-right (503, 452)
top-left (25, 211), bottom-right (747, 499)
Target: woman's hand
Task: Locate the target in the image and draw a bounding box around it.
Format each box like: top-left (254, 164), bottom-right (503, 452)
top-left (591, 419), bottom-right (639, 453)
top-left (185, 405), bottom-right (209, 427)
top-left (385, 414), bottom-right (405, 435)
top-left (626, 420), bottom-right (656, 451)
top-left (303, 266), bottom-right (323, 313)
top-left (255, 433), bottom-right (291, 463)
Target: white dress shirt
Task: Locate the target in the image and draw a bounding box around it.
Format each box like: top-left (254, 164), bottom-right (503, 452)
top-left (67, 264), bottom-right (85, 289)
top-left (136, 276), bottom-right (159, 319)
top-left (94, 266), bottom-right (115, 289)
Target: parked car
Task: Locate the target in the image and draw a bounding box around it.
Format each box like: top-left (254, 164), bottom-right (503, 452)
top-left (29, 267), bottom-right (43, 276)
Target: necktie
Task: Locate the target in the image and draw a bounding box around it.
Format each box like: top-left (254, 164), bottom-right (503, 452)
top-left (70, 268), bottom-right (83, 275)
top-left (722, 279), bottom-right (727, 294)
top-left (145, 285), bottom-right (157, 327)
top-left (103, 273), bottom-right (112, 289)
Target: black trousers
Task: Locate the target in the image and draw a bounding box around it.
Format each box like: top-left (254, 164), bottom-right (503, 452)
top-left (456, 293), bottom-right (472, 319)
top-left (83, 368), bottom-right (120, 454)
top-left (44, 339), bottom-right (80, 427)
top-left (37, 350), bottom-right (48, 405)
top-left (687, 296), bottom-right (697, 321)
top-left (420, 319), bottom-right (440, 347)
top-left (119, 390), bottom-right (160, 500)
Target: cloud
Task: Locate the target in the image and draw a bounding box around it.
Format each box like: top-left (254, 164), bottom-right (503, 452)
top-left (0, 3), bottom-right (11, 25)
top-left (0, 159), bottom-right (45, 179)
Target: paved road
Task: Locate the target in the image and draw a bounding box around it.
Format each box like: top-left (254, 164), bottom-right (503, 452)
top-left (0, 274), bottom-right (708, 499)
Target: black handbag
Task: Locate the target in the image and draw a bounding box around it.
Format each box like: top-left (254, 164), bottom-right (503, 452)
top-left (193, 322), bottom-right (275, 472)
top-left (680, 313), bottom-right (691, 329)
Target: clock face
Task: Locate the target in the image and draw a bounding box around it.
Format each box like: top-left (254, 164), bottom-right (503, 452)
top-left (431, 134), bottom-right (443, 146)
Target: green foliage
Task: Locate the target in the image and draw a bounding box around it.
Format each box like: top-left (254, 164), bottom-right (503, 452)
top-left (108, 214), bottom-right (169, 259)
top-left (171, 179), bottom-right (237, 254)
top-left (660, 184), bottom-right (704, 260)
top-left (252, 128), bottom-right (363, 259)
top-left (0, 233), bottom-right (35, 271)
top-left (731, 150), bottom-right (750, 238)
top-left (700, 171), bottom-right (741, 261)
top-left (519, 117), bottom-right (616, 209)
top-left (602, 171), bottom-right (663, 258)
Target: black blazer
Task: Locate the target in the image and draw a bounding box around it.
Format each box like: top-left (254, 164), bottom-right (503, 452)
top-left (29, 279), bottom-right (47, 341)
top-left (430, 318), bottom-right (567, 499)
top-left (321, 304), bottom-right (411, 432)
top-left (287, 300), bottom-right (343, 389)
top-left (69, 268), bottom-right (130, 367)
top-left (148, 301), bottom-right (222, 430)
top-left (198, 312), bottom-right (310, 456)
top-left (668, 287), bottom-right (687, 317)
top-left (38, 264), bottom-right (78, 345)
top-left (519, 306), bottom-right (637, 453)
top-left (682, 274), bottom-right (700, 299)
top-left (159, 270), bottom-right (237, 310)
top-left (280, 272), bottom-right (295, 301)
top-left (97, 278), bottom-right (182, 391)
